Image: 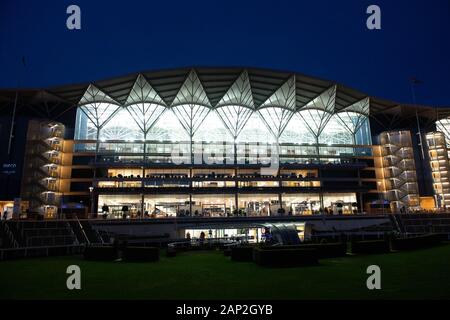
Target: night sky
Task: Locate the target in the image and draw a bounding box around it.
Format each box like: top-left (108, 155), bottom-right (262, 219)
top-left (1, 0), bottom-right (449, 106)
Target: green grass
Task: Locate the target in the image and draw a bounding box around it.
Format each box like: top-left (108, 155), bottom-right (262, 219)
top-left (1, 245), bottom-right (450, 300)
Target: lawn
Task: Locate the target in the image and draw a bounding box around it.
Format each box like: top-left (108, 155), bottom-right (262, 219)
top-left (1, 245), bottom-right (450, 300)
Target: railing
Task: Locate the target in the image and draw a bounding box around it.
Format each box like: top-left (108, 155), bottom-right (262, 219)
top-left (167, 236), bottom-right (253, 250)
top-left (75, 217), bottom-right (91, 245)
top-left (1, 222), bottom-right (19, 248)
top-left (0, 244), bottom-right (83, 261)
top-left (25, 235), bottom-right (77, 247)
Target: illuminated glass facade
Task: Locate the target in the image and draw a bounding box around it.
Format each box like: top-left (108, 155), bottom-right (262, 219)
top-left (66, 70), bottom-right (379, 218)
top-left (73, 72), bottom-right (372, 162)
top-left (9, 68), bottom-right (449, 217)
top-left (4, 68), bottom-right (450, 218)
top-left (75, 106), bottom-right (371, 147)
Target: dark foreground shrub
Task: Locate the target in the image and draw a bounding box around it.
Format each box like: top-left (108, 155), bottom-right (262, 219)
top-left (351, 240), bottom-right (390, 254)
top-left (392, 234), bottom-right (442, 251)
top-left (123, 246), bottom-right (159, 262)
top-left (257, 243), bottom-right (347, 259)
top-left (253, 248), bottom-right (318, 267)
top-left (84, 246), bottom-right (117, 261)
top-left (231, 246), bottom-right (254, 261)
top-left (302, 242), bottom-right (347, 258)
top-left (223, 248), bottom-right (232, 257)
top-left (166, 247), bottom-right (177, 257)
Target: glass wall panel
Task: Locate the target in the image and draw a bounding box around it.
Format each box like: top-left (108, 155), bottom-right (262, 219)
top-left (436, 118), bottom-right (450, 146)
top-left (283, 194), bottom-right (321, 215)
top-left (192, 181), bottom-right (235, 188)
top-left (319, 114), bottom-right (353, 145)
top-left (97, 181), bottom-right (142, 188)
top-left (191, 194), bottom-right (236, 217)
top-left (322, 192), bottom-right (357, 214)
top-left (106, 168), bottom-right (142, 177)
top-left (126, 102), bottom-right (166, 139)
top-left (236, 113), bottom-right (275, 143)
top-left (75, 103), bottom-right (122, 140)
top-left (144, 194), bottom-right (190, 217)
top-left (215, 105), bottom-right (253, 139)
top-left (171, 104), bottom-right (210, 137)
top-left (193, 110), bottom-right (233, 142)
top-left (73, 142), bottom-right (96, 152)
top-left (200, 142), bottom-right (233, 165)
top-left (297, 109), bottom-right (332, 139)
top-left (258, 107), bottom-right (293, 139)
top-left (98, 194), bottom-right (142, 218)
top-left (100, 108), bottom-right (143, 141)
top-left (185, 228), bottom-right (257, 241)
top-left (279, 114), bottom-right (316, 144)
top-left (355, 117), bottom-right (372, 145)
top-left (147, 110), bottom-right (190, 142)
top-left (281, 180), bottom-right (320, 188)
top-left (237, 194), bottom-right (279, 216)
top-left (97, 142), bottom-right (144, 154)
top-left (74, 107), bottom-right (94, 140)
top-left (239, 181), bottom-right (279, 188)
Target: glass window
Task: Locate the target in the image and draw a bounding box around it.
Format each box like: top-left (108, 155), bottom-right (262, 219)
top-left (258, 107), bottom-right (293, 139)
top-left (194, 110), bottom-right (233, 142)
top-left (236, 113), bottom-right (275, 143)
top-left (126, 102), bottom-right (166, 138)
top-left (148, 109), bottom-right (190, 142)
top-left (75, 103), bottom-right (122, 140)
top-left (279, 113), bottom-right (316, 144)
top-left (215, 105), bottom-right (253, 140)
top-left (436, 119), bottom-right (450, 147)
top-left (319, 114), bottom-right (353, 145)
top-left (100, 108), bottom-right (143, 141)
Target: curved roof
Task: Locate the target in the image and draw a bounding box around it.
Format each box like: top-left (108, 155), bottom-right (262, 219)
top-left (0, 66), bottom-right (447, 122)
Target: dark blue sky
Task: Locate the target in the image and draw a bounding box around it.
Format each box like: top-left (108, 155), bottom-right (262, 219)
top-left (1, 0), bottom-right (449, 106)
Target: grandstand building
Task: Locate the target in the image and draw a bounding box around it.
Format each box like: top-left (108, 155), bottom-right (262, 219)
top-left (1, 67), bottom-right (450, 219)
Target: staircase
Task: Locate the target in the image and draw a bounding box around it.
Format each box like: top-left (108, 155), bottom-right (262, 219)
top-left (1, 221), bottom-right (78, 248)
top-left (380, 131), bottom-right (420, 211)
top-left (389, 214), bottom-right (405, 234)
top-left (21, 121), bottom-right (66, 215)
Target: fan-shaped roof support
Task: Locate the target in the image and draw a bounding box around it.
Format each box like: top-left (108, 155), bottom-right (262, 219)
top-left (297, 85), bottom-right (337, 139)
top-left (259, 76), bottom-right (296, 111)
top-left (171, 70), bottom-right (212, 141)
top-left (78, 84), bottom-right (122, 141)
top-left (78, 85), bottom-right (122, 130)
top-left (257, 76), bottom-right (296, 140)
top-left (335, 97), bottom-right (370, 144)
top-left (258, 108), bottom-right (294, 141)
top-left (125, 74), bottom-right (167, 139)
top-left (216, 105), bottom-right (254, 140)
top-left (216, 70), bottom-right (254, 109)
top-left (171, 104), bottom-right (211, 138)
top-left (436, 119), bottom-right (450, 146)
top-left (77, 85), bottom-right (122, 170)
top-left (171, 69), bottom-right (212, 108)
top-left (125, 74), bottom-right (166, 107)
top-left (78, 84), bottom-right (119, 107)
